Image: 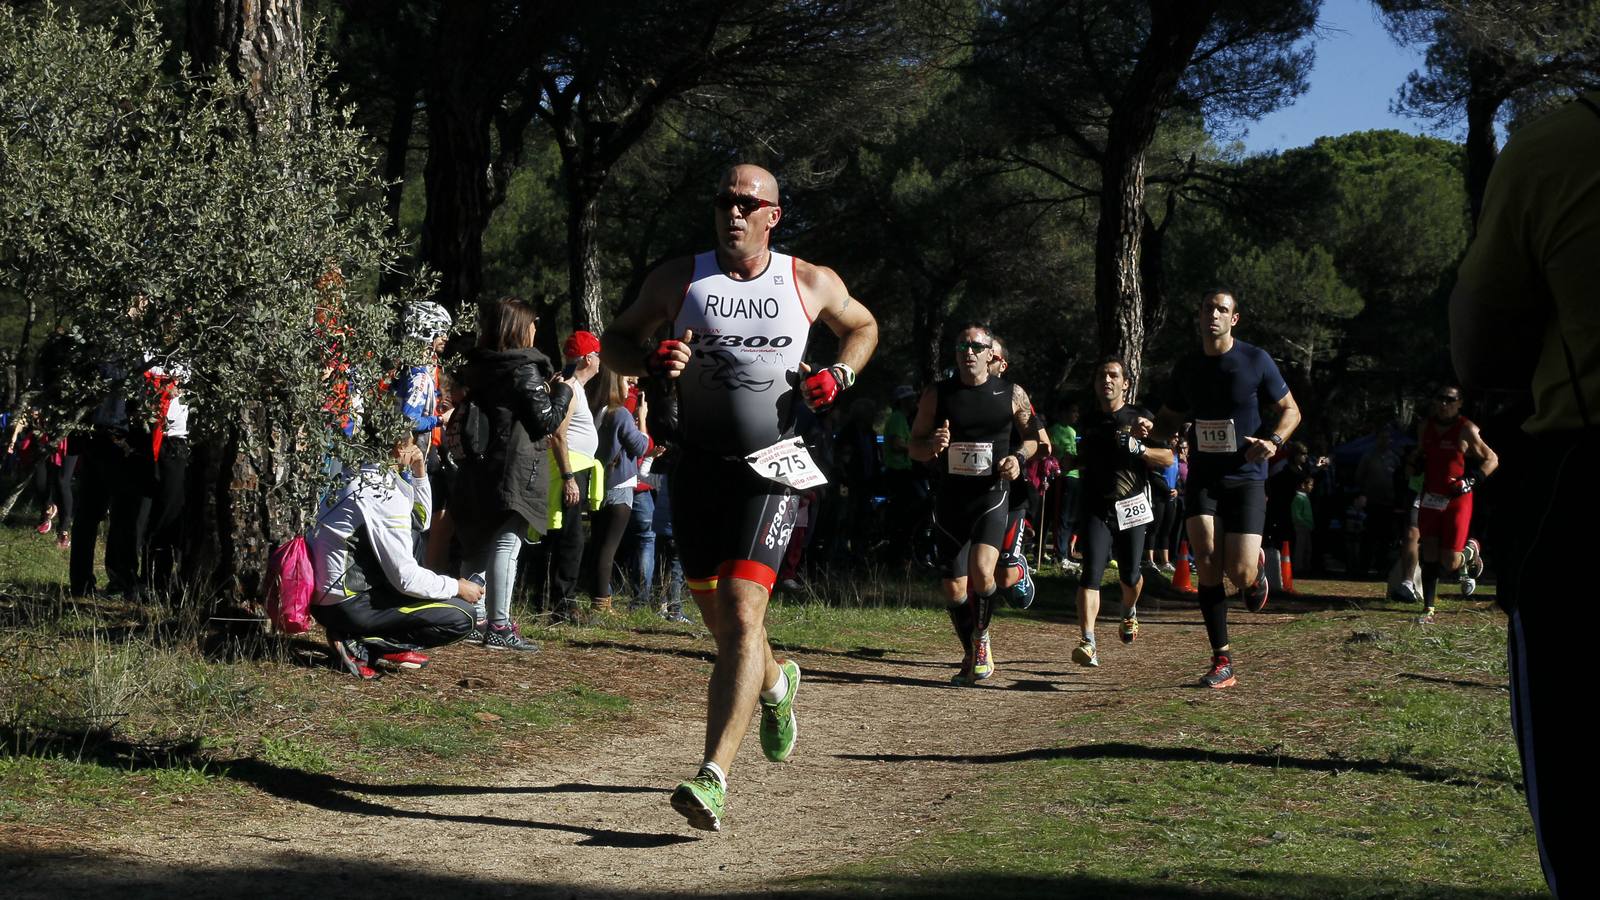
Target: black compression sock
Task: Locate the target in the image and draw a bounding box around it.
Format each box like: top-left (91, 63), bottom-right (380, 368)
top-left (1197, 583), bottom-right (1229, 651)
top-left (947, 602), bottom-right (974, 648)
top-left (977, 588), bottom-right (997, 631)
top-left (1420, 561), bottom-right (1441, 607)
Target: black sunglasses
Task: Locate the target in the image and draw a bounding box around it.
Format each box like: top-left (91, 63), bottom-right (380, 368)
top-left (1437, 394), bottom-right (1461, 402)
top-left (954, 340), bottom-right (992, 355)
top-left (714, 192), bottom-right (777, 216)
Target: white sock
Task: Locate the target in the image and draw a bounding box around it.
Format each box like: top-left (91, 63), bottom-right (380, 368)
top-left (760, 668), bottom-right (788, 704)
top-left (698, 760), bottom-right (727, 789)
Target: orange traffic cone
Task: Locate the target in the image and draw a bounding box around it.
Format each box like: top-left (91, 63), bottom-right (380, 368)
top-left (1173, 539), bottom-right (1197, 593)
top-left (1280, 540), bottom-right (1296, 594)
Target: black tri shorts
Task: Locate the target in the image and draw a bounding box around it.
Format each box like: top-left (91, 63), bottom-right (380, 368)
top-left (1183, 475), bottom-right (1268, 537)
top-left (931, 479), bottom-right (1010, 579)
top-left (669, 450), bottom-right (798, 595)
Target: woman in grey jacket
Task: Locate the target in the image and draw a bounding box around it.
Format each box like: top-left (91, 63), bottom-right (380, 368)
top-left (590, 369), bottom-right (652, 612)
top-left (452, 298), bottom-right (573, 650)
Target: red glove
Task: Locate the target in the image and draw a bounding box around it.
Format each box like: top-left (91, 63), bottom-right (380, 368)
top-left (801, 362), bottom-right (854, 411)
top-left (646, 329), bottom-right (693, 378)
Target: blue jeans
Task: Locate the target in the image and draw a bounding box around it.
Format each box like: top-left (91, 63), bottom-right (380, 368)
top-left (467, 514), bottom-right (523, 626)
top-left (652, 476), bottom-right (685, 613)
top-left (628, 489), bottom-right (657, 606)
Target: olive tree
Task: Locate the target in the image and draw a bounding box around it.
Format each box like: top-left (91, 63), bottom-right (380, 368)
top-left (0, 5), bottom-right (422, 598)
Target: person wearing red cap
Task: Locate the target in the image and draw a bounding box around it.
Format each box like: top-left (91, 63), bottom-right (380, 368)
top-left (543, 329), bottom-right (604, 623)
top-left (601, 163), bottom-right (878, 832)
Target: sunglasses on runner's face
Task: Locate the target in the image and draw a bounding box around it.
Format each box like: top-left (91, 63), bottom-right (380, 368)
top-left (1438, 394), bottom-right (1461, 403)
top-left (954, 341), bottom-right (992, 355)
top-left (714, 192), bottom-right (777, 216)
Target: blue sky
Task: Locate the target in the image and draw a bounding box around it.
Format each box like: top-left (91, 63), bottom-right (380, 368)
top-left (1239, 0), bottom-right (1454, 154)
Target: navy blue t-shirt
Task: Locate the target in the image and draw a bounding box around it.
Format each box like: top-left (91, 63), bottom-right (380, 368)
top-left (1163, 339), bottom-right (1290, 482)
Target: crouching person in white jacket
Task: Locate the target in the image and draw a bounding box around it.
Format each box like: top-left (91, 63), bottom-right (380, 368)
top-left (310, 434), bottom-right (485, 679)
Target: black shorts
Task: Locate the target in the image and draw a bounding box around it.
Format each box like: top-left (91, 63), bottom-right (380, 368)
top-left (670, 451), bottom-right (798, 595)
top-left (1184, 476), bottom-right (1268, 536)
top-left (932, 481), bottom-right (1009, 579)
top-left (1077, 508), bottom-right (1146, 589)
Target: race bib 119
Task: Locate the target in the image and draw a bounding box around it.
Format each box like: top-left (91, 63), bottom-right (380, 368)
top-left (1194, 418), bottom-right (1237, 454)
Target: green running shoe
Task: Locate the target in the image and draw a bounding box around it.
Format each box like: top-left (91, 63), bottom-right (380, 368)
top-left (972, 629), bottom-right (995, 680)
top-left (670, 772), bottom-right (726, 832)
top-left (760, 659), bottom-right (801, 762)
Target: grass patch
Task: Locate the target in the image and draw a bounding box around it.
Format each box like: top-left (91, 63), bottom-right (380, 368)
top-left (341, 687), bottom-right (630, 760)
top-left (793, 604), bottom-right (1545, 899)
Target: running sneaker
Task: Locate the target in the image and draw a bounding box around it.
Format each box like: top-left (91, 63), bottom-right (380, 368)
top-left (326, 633), bottom-right (379, 680)
top-left (1009, 568), bottom-right (1036, 609)
top-left (950, 649), bottom-right (977, 686)
top-left (670, 772), bottom-right (726, 832)
top-left (55, 532), bottom-right (70, 551)
top-left (1120, 616), bottom-right (1139, 644)
top-left (466, 619), bottom-right (489, 644)
top-left (376, 649), bottom-right (430, 670)
top-left (1416, 609), bottom-right (1437, 625)
top-left (1160, 562), bottom-right (1176, 576)
top-left (485, 623), bottom-right (540, 652)
top-left (1242, 549), bottom-right (1270, 613)
top-left (759, 659), bottom-right (801, 762)
top-left (1071, 637), bottom-right (1099, 667)
top-left (973, 630), bottom-right (995, 680)
top-left (1460, 576), bottom-right (1477, 597)
top-left (1202, 653), bottom-right (1236, 689)
top-left (661, 609), bottom-right (693, 624)
top-left (35, 516), bottom-right (52, 535)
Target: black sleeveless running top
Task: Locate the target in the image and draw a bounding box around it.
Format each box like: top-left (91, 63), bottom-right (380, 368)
top-left (934, 376), bottom-right (1014, 485)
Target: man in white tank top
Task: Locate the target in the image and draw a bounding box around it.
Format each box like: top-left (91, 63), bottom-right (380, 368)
top-left (545, 331), bottom-right (603, 621)
top-left (602, 164), bottom-right (877, 832)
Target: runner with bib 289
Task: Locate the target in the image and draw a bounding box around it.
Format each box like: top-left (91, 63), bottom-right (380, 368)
top-left (1067, 357), bottom-right (1174, 668)
top-left (1154, 290), bottom-right (1300, 689)
top-left (601, 164), bottom-right (877, 832)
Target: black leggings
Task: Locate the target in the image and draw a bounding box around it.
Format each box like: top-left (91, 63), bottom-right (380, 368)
top-left (590, 501), bottom-right (634, 598)
top-left (1079, 512), bottom-right (1145, 589)
top-left (1148, 498), bottom-right (1178, 557)
top-left (33, 453), bottom-right (78, 525)
top-left (311, 587), bottom-right (475, 651)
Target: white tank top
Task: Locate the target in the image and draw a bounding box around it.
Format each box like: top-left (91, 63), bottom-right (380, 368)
top-left (673, 250), bottom-right (813, 456)
top-left (564, 388), bottom-right (599, 459)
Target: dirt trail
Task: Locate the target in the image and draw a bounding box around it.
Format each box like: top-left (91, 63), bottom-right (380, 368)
top-left (3, 599), bottom-right (1264, 898)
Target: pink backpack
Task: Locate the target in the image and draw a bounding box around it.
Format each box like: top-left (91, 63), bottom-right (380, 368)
top-left (265, 535), bottom-right (316, 635)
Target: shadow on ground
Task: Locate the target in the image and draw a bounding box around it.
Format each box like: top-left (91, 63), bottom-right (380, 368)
top-left (0, 854), bottom-right (1546, 900)
top-left (834, 739), bottom-right (1514, 788)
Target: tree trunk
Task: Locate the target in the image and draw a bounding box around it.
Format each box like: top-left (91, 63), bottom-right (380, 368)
top-left (1092, 1), bottom-right (1215, 400)
top-left (185, 0), bottom-right (305, 127)
top-left (1095, 144), bottom-right (1148, 396)
top-left (10, 294), bottom-right (37, 408)
top-left (565, 165), bottom-right (608, 331)
top-left (420, 71), bottom-right (492, 315)
top-left (418, 3), bottom-right (504, 316)
top-left (183, 0), bottom-right (306, 603)
top-left (377, 71), bottom-right (418, 296)
top-left (1463, 48), bottom-right (1505, 232)
top-left (1139, 207), bottom-right (1172, 361)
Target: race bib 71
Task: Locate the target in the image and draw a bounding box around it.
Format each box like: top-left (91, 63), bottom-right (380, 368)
top-left (948, 441), bottom-right (994, 476)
